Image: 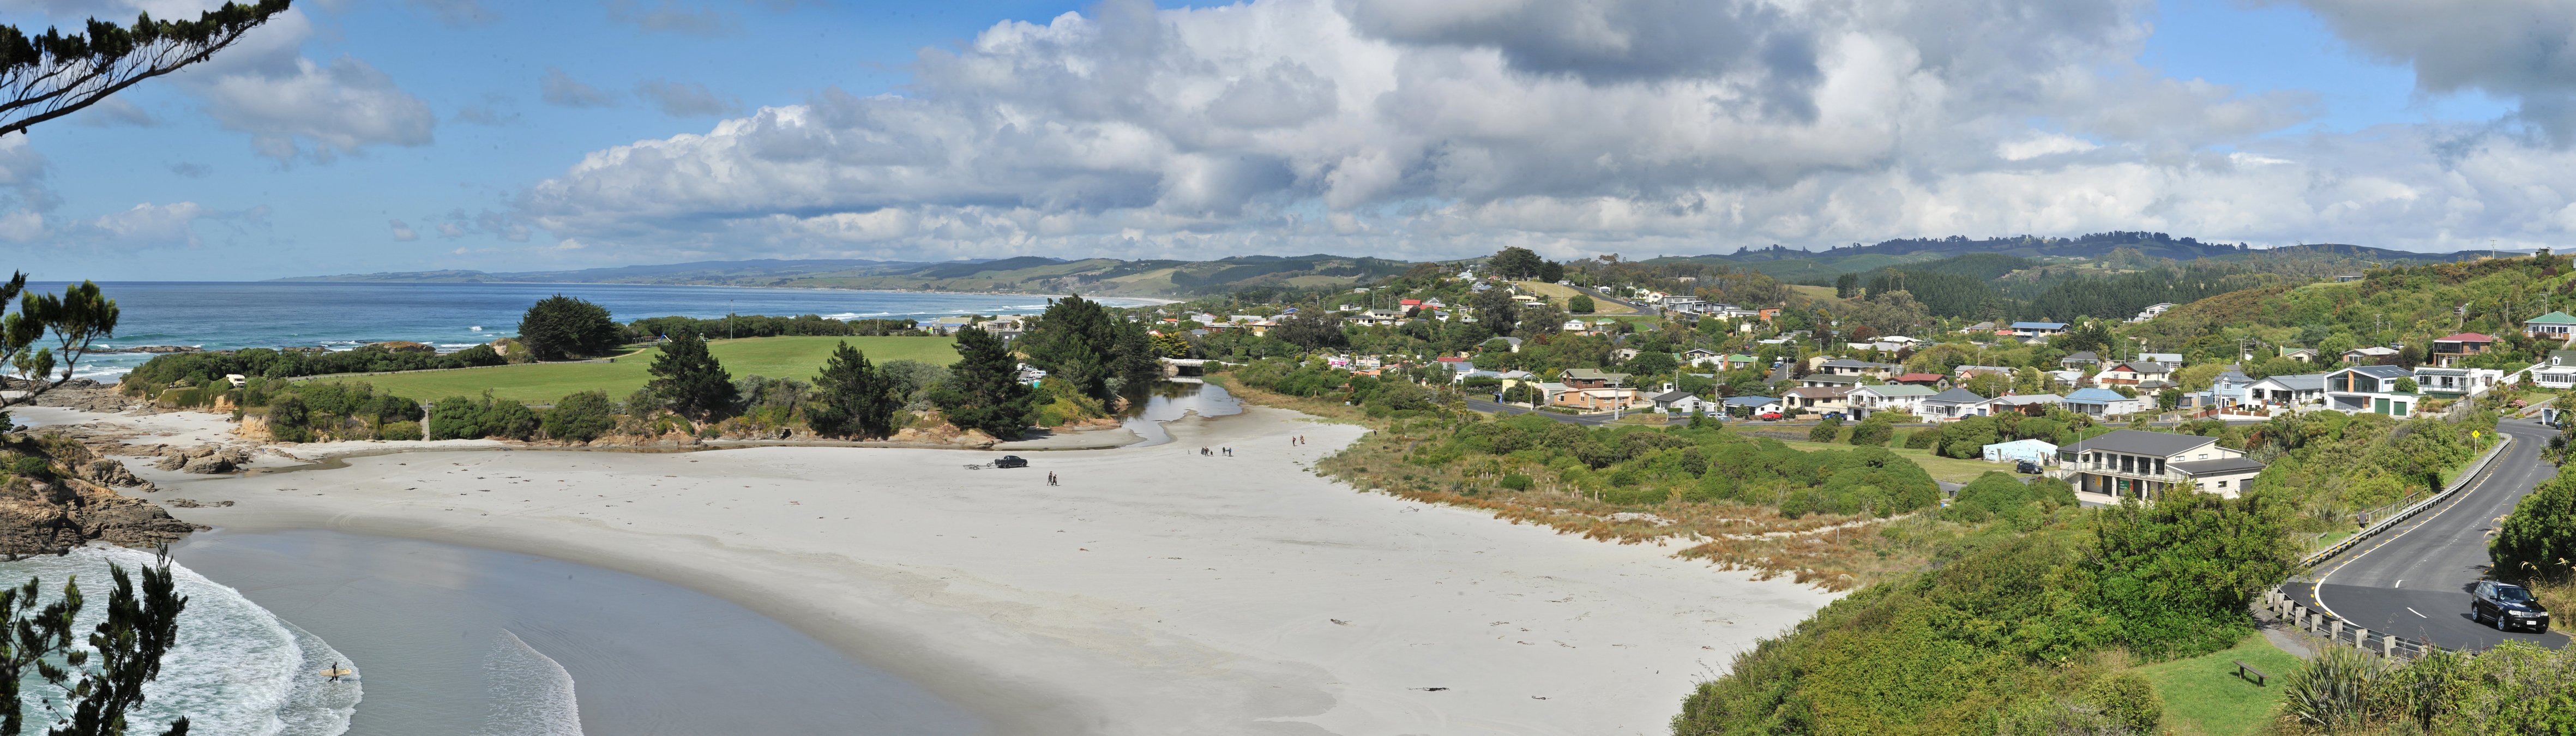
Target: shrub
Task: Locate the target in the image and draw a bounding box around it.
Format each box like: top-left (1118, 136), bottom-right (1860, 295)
top-left (428, 394), bottom-right (542, 441)
top-left (518, 294), bottom-right (621, 360)
top-left (2492, 470), bottom-right (2576, 582)
top-left (378, 421), bottom-right (422, 442)
top-left (1847, 415), bottom-right (1894, 446)
top-left (1904, 426), bottom-right (1945, 449)
top-left (1808, 415), bottom-right (1843, 443)
top-left (1498, 473), bottom-right (1532, 491)
top-left (544, 391), bottom-right (617, 443)
top-left (267, 394), bottom-right (313, 443)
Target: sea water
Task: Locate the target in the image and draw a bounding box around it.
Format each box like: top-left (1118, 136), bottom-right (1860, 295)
top-left (1, 546), bottom-right (360, 736)
top-left (33, 281), bottom-right (1163, 378)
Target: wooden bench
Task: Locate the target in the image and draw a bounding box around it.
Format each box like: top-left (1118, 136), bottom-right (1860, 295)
top-left (2234, 660), bottom-right (2267, 687)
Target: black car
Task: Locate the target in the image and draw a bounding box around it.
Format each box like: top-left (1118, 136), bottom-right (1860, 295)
top-left (2471, 581), bottom-right (2552, 633)
top-left (993, 455), bottom-right (1029, 469)
top-left (2015, 460), bottom-right (2043, 474)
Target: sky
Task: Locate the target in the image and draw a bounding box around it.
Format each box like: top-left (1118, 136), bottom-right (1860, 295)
top-left (4, 0), bottom-right (2575, 280)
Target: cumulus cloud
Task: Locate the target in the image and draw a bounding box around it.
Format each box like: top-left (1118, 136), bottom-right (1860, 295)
top-left (2277, 0), bottom-right (2576, 141)
top-left (390, 219), bottom-right (418, 241)
top-left (541, 68), bottom-right (621, 108)
top-left (635, 80), bottom-right (737, 117)
top-left (509, 0), bottom-right (2571, 260)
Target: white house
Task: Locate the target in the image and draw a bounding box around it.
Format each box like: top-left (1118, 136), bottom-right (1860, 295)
top-left (1651, 389), bottom-right (1718, 416)
top-left (1721, 395), bottom-right (1784, 417)
top-left (2130, 303), bottom-right (2175, 322)
top-left (1849, 384), bottom-right (1936, 419)
top-left (1918, 388), bottom-right (1997, 421)
top-left (2245, 373), bottom-right (2326, 406)
top-left (2061, 388), bottom-right (2148, 417)
top-left (2057, 430), bottom-right (2265, 499)
top-left (2323, 365), bottom-right (2418, 416)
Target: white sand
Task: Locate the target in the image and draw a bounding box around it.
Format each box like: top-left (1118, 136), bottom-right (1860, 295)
top-left (131, 406), bottom-right (1833, 735)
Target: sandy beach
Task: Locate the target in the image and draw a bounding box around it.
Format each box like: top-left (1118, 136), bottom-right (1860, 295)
top-left (92, 404), bottom-right (1833, 735)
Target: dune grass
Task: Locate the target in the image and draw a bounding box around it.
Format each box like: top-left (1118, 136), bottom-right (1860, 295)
top-left (314, 335), bottom-right (955, 403)
top-left (2135, 635), bottom-right (2303, 736)
top-left (1765, 434), bottom-right (2022, 484)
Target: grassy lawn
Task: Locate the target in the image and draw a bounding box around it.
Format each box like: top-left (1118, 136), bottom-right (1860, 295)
top-left (2136, 635), bottom-right (2302, 736)
top-left (1512, 280), bottom-right (1640, 314)
top-left (1785, 284), bottom-right (1850, 305)
top-left (1765, 435), bottom-right (2021, 484)
top-left (314, 335), bottom-right (956, 403)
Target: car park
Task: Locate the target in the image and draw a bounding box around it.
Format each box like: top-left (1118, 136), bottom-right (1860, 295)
top-left (2471, 581), bottom-right (2551, 632)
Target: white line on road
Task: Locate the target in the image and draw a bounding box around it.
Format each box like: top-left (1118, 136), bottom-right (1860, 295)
top-left (2408, 607), bottom-right (2427, 618)
top-left (2396, 580), bottom-right (2403, 587)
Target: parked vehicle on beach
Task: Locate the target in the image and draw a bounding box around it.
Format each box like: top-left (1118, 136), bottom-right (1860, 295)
top-left (2471, 581), bottom-right (2551, 632)
top-left (993, 455), bottom-right (1030, 469)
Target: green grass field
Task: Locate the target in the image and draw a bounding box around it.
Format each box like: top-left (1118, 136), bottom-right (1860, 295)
top-left (1767, 432), bottom-right (2022, 483)
top-left (2136, 635), bottom-right (2302, 736)
top-left (313, 336), bottom-right (956, 403)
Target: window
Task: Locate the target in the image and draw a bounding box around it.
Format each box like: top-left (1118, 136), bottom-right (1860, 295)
top-left (2218, 480), bottom-right (2229, 488)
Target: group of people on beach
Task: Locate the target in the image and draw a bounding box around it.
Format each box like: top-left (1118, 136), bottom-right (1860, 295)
top-left (1201, 447), bottom-right (1232, 456)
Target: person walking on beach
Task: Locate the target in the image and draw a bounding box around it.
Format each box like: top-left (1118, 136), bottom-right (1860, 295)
top-left (1048, 471), bottom-right (1058, 486)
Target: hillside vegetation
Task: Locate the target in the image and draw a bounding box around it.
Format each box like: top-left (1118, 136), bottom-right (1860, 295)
top-left (312, 336), bottom-right (955, 403)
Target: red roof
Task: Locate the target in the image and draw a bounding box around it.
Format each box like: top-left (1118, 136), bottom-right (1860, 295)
top-left (1435, 356), bottom-right (1468, 363)
top-left (1400, 299), bottom-right (1423, 305)
top-left (2435, 332), bottom-right (2496, 343)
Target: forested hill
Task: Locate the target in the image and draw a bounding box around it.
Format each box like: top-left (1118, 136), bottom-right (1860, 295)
top-left (277, 254), bottom-right (1420, 298)
top-left (1646, 233), bottom-right (2502, 284)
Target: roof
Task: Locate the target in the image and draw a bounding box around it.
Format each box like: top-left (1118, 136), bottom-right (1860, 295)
top-left (2061, 388), bottom-right (2133, 403)
top-left (2064, 429), bottom-right (2218, 457)
top-left (1991, 394), bottom-right (2062, 406)
top-left (1858, 384), bottom-right (1937, 397)
top-left (1892, 372), bottom-right (1947, 383)
top-left (1722, 395), bottom-right (1780, 406)
top-left (1784, 386), bottom-right (1853, 399)
top-left (1924, 387), bottom-right (1990, 403)
top-left (1680, 348), bottom-right (1717, 356)
top-left (1983, 438), bottom-right (2058, 450)
top-left (1800, 375), bottom-right (1865, 384)
top-left (2011, 321), bottom-right (2068, 329)
top-left (1651, 390), bottom-right (1698, 402)
top-left (2528, 311), bottom-right (2576, 325)
top-left (2252, 373), bottom-right (2326, 390)
top-left (2171, 457), bottom-right (2267, 476)
top-left (2347, 346), bottom-right (2398, 356)
top-left (1561, 368), bottom-right (1632, 382)
top-left (2063, 351), bottom-right (2100, 361)
top-left (2109, 361), bottom-right (2172, 373)
top-left (2434, 332), bottom-right (2496, 343)
top-left (1820, 358), bottom-right (1896, 369)
top-left (2336, 364), bottom-right (2414, 379)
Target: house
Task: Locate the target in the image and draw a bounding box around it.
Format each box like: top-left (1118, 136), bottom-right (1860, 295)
top-left (928, 316), bottom-right (977, 335)
top-left (2533, 350), bottom-right (2576, 388)
top-left (1918, 388), bottom-right (1997, 421)
top-left (1990, 393), bottom-right (2063, 415)
top-left (1610, 347), bottom-right (1641, 362)
top-left (1722, 395), bottom-right (1784, 417)
top-left (2061, 388), bottom-right (2148, 417)
top-left (2210, 371), bottom-right (2254, 406)
top-left (1954, 364), bottom-right (2015, 381)
top-left (2411, 366), bottom-right (2507, 397)
top-left (1982, 439), bottom-right (2057, 466)
top-left (2525, 311), bottom-right (2576, 342)
top-left (2334, 273), bottom-right (2364, 282)
top-left (2139, 352), bottom-right (2182, 364)
top-left (1848, 384), bottom-right (1936, 419)
top-left (2060, 351), bottom-right (2102, 369)
top-left (1798, 374), bottom-right (1867, 389)
top-left (1349, 309), bottom-right (1409, 327)
top-left (2045, 369), bottom-right (2088, 388)
top-left (2245, 373), bottom-right (2326, 406)
top-left (1781, 385), bottom-right (1855, 413)
top-left (1892, 372), bottom-right (1948, 387)
top-left (2010, 321), bottom-right (2069, 336)
top-left (1562, 319), bottom-right (1588, 331)
top-left (2324, 365), bottom-right (2418, 415)
top-left (2131, 303), bottom-right (2175, 323)
top-left (972, 317), bottom-right (1028, 341)
top-left (1817, 358), bottom-right (1899, 378)
top-left (2277, 347), bottom-right (2319, 364)
top-left (1651, 389), bottom-right (1717, 415)
top-left (1680, 348), bottom-right (1719, 366)
top-left (2057, 430), bottom-right (2265, 499)
top-left (1495, 336), bottom-right (1524, 352)
top-left (2096, 361), bottom-right (2175, 387)
top-left (1718, 353), bottom-right (1760, 371)
top-left (1561, 368), bottom-right (1631, 390)
top-left (2429, 333), bottom-right (2495, 367)
top-left (2342, 346), bottom-right (2399, 365)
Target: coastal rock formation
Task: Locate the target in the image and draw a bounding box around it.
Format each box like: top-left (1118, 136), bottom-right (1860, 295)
top-left (1, 377), bottom-right (134, 413)
top-left (153, 444), bottom-right (250, 474)
top-left (0, 439), bottom-right (195, 557)
top-left (79, 459), bottom-right (152, 491)
top-left (370, 340), bottom-right (435, 354)
top-left (889, 425), bottom-right (1001, 448)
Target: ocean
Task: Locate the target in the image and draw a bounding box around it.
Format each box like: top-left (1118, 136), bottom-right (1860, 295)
top-left (36, 281), bottom-right (1165, 379)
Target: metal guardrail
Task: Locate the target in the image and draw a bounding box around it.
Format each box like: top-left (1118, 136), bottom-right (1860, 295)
top-left (2263, 589), bottom-right (2447, 660)
top-left (2296, 432), bottom-right (2513, 569)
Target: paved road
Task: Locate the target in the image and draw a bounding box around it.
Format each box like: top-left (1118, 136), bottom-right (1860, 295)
top-left (1466, 397), bottom-right (1619, 425)
top-left (2307, 420), bottom-right (2569, 650)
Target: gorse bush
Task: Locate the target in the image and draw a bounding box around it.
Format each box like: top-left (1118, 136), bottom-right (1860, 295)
top-left (1437, 413), bottom-right (1940, 518)
top-left (428, 394), bottom-right (540, 441)
top-left (543, 391), bottom-right (616, 443)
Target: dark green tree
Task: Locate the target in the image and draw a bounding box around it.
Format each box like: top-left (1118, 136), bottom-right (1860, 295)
top-left (1536, 261), bottom-right (1565, 283)
top-left (542, 390), bottom-right (616, 442)
top-left (2491, 472), bottom-right (2576, 582)
top-left (1019, 294), bottom-right (1156, 403)
top-left (1567, 294), bottom-right (1595, 313)
top-left (1489, 246), bottom-right (1545, 280)
top-left (647, 331), bottom-right (736, 422)
top-left (931, 327), bottom-right (1033, 439)
top-left (804, 341), bottom-right (899, 439)
top-left (1, 275), bottom-right (119, 419)
top-left (1833, 272), bottom-right (1860, 298)
top-left (2, 557), bottom-right (192, 736)
top-left (0, 2), bottom-right (292, 137)
top-left (516, 294), bottom-right (620, 361)
top-left (1269, 311), bottom-right (1347, 349)
top-left (1468, 287), bottom-right (1518, 336)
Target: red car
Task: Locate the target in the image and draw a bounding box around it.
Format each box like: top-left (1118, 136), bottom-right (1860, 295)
top-left (1758, 412), bottom-right (1783, 421)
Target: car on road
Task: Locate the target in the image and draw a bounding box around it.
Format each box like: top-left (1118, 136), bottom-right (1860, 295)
top-left (2016, 460), bottom-right (2043, 474)
top-left (993, 455), bottom-right (1030, 469)
top-left (2471, 581), bottom-right (2551, 632)
top-left (1757, 412), bottom-right (1783, 421)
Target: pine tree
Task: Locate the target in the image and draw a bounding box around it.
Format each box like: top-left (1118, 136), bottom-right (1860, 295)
top-left (932, 327), bottom-right (1033, 439)
top-left (647, 331), bottom-right (736, 422)
top-left (516, 294), bottom-right (620, 360)
top-left (805, 341), bottom-right (898, 439)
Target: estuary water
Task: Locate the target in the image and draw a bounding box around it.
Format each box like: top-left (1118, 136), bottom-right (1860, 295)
top-left (37, 281), bottom-right (1162, 378)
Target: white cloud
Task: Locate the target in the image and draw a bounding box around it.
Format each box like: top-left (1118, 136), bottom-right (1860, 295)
top-left (2275, 0), bottom-right (2576, 141)
top-left (196, 54), bottom-right (437, 163)
top-left (390, 219), bottom-right (418, 241)
top-left (541, 68), bottom-right (621, 108)
top-left (498, 0), bottom-right (2576, 261)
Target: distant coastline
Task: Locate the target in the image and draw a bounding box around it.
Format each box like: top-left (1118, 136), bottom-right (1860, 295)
top-left (255, 278), bottom-right (1184, 305)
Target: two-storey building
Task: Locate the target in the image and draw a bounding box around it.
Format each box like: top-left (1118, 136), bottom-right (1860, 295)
top-left (2323, 365), bottom-right (2418, 415)
top-left (1847, 384), bottom-right (1935, 419)
top-left (2058, 430), bottom-right (2265, 499)
top-left (2096, 360), bottom-right (2175, 388)
top-left (2429, 333), bottom-right (2495, 367)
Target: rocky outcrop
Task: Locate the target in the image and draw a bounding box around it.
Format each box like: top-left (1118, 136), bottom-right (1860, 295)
top-left (889, 425), bottom-right (1002, 448)
top-left (1, 377), bottom-right (134, 413)
top-left (151, 444), bottom-right (250, 474)
top-left (77, 458), bottom-right (152, 491)
top-left (370, 340), bottom-right (435, 354)
top-left (0, 439), bottom-right (195, 557)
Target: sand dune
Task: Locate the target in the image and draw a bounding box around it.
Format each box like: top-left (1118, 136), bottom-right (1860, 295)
top-left (145, 406), bottom-right (1835, 735)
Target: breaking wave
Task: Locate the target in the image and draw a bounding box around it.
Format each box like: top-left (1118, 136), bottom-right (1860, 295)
top-left (476, 630), bottom-right (583, 736)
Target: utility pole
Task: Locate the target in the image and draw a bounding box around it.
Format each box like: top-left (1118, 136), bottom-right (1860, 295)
top-left (729, 298), bottom-right (736, 339)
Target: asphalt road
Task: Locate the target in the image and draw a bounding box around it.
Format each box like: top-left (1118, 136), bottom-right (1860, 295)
top-left (2307, 420), bottom-right (2569, 650)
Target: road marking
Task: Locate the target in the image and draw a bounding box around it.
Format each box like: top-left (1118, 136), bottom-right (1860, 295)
top-left (2396, 580), bottom-right (2403, 587)
top-left (2408, 607), bottom-right (2427, 618)
top-left (2312, 427), bottom-right (2528, 625)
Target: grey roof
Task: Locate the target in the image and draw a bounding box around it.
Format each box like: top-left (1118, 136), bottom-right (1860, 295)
top-left (2063, 351), bottom-right (2100, 363)
top-left (2111, 361), bottom-right (2172, 373)
top-left (1991, 394), bottom-right (2062, 406)
top-left (2062, 388), bottom-right (2131, 402)
top-left (1859, 384), bottom-right (1937, 397)
top-left (2172, 457), bottom-right (2267, 476)
top-left (2254, 373), bottom-right (2326, 390)
top-left (2339, 365), bottom-right (2413, 379)
top-left (1820, 358), bottom-right (1896, 369)
top-left (1801, 375), bottom-right (1865, 384)
top-left (1652, 390), bottom-right (1697, 402)
top-left (2064, 430), bottom-right (2218, 457)
top-left (1924, 387), bottom-right (1990, 404)
top-left (1722, 395), bottom-right (1780, 406)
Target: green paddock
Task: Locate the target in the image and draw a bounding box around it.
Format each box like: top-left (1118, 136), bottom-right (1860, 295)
top-left (310, 335), bottom-right (956, 403)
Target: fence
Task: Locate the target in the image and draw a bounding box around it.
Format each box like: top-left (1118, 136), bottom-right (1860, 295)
top-left (2261, 589), bottom-right (2447, 661)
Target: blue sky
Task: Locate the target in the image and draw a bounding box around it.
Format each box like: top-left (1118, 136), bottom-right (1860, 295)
top-left (5, 0), bottom-right (2573, 280)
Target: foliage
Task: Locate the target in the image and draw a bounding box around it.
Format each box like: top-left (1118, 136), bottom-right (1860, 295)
top-left (1019, 294), bottom-right (1158, 403)
top-left (2276, 642), bottom-right (2576, 734)
top-left (1567, 294), bottom-right (1595, 313)
top-left (1846, 413), bottom-right (1894, 446)
top-left (1, 275), bottom-right (118, 413)
top-left (516, 294), bottom-right (621, 361)
top-left (0, 558), bottom-right (194, 736)
top-left (646, 331), bottom-right (736, 421)
top-left (2491, 469), bottom-right (2576, 582)
top-left (1490, 246), bottom-right (1547, 280)
top-left (0, 0), bottom-right (292, 138)
top-left (625, 313), bottom-right (914, 341)
top-left (124, 343), bottom-right (505, 390)
top-left (542, 391), bottom-right (616, 442)
top-left (2081, 491), bottom-right (2298, 659)
top-left (930, 325), bottom-right (1034, 439)
top-left (1268, 311), bottom-right (1349, 349)
top-left (239, 379), bottom-right (420, 442)
top-left (426, 393), bottom-right (540, 441)
top-left (803, 341), bottom-right (900, 439)
top-left (1806, 415), bottom-right (1840, 443)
